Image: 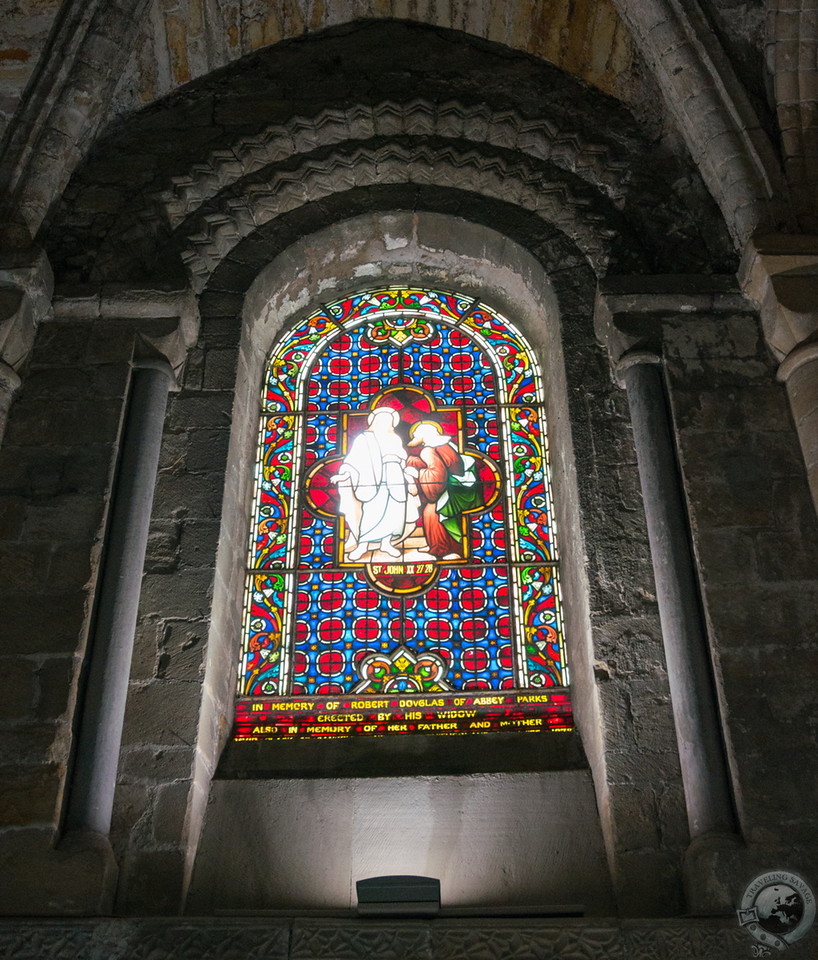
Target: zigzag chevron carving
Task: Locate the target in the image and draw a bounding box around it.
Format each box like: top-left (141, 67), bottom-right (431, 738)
top-left (82, 97), bottom-right (644, 283)
top-left (151, 99), bottom-right (633, 231)
top-left (165, 141), bottom-right (631, 289)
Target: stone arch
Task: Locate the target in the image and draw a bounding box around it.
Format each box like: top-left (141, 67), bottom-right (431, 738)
top-left (87, 97), bottom-right (645, 283)
top-left (46, 20), bottom-right (736, 287)
top-left (5, 6), bottom-right (786, 257)
top-left (117, 3), bottom-right (641, 115)
top-left (171, 145), bottom-right (639, 289)
top-left (612, 0), bottom-right (791, 244)
top-left (766, 0), bottom-right (818, 233)
top-left (132, 208), bottom-right (688, 916)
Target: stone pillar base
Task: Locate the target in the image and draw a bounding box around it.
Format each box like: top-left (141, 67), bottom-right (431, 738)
top-left (683, 832), bottom-right (746, 916)
top-left (0, 828), bottom-right (118, 915)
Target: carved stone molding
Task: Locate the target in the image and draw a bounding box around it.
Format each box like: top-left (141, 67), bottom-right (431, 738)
top-left (64, 96), bottom-right (722, 286)
top-left (594, 274), bottom-right (750, 370)
top-left (614, 0), bottom-right (791, 244)
top-left (79, 98), bottom-right (640, 282)
top-left (169, 141), bottom-right (629, 291)
top-left (740, 231), bottom-right (818, 360)
top-left (152, 99), bottom-right (633, 229)
top-left (0, 917), bottom-right (757, 960)
top-left (0, 0), bottom-right (153, 240)
top-left (0, 244), bottom-right (54, 442)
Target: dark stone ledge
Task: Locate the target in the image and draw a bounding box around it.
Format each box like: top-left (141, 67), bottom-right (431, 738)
top-left (216, 729), bottom-right (588, 780)
top-left (0, 916), bottom-right (756, 959)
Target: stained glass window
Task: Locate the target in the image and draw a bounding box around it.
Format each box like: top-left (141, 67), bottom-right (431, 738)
top-left (235, 288), bottom-right (572, 740)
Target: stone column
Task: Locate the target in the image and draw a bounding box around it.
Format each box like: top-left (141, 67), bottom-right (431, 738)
top-left (595, 279), bottom-right (746, 913)
top-left (0, 285), bottom-right (198, 915)
top-left (778, 342), bottom-right (818, 507)
top-left (0, 245), bottom-right (53, 446)
top-left (617, 353), bottom-right (736, 842)
top-left (65, 360), bottom-right (176, 838)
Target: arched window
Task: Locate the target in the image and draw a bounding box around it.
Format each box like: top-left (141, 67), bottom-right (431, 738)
top-left (235, 288), bottom-right (571, 740)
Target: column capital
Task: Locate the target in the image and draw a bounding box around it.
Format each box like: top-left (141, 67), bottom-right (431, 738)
top-left (52, 283), bottom-right (200, 380)
top-left (595, 275), bottom-right (749, 370)
top-left (612, 349), bottom-right (663, 387)
top-left (132, 357), bottom-right (178, 389)
top-left (778, 340), bottom-right (818, 383)
top-left (0, 244), bottom-right (53, 372)
top-left (0, 358), bottom-right (21, 395)
top-left (740, 231), bottom-right (818, 361)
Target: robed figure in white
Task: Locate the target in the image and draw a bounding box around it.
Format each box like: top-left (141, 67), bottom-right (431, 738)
top-left (331, 407), bottom-right (419, 561)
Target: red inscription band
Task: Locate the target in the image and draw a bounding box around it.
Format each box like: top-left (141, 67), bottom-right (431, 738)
top-left (234, 690), bottom-right (572, 739)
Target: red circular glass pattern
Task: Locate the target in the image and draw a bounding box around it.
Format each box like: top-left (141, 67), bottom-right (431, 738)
top-left (425, 588), bottom-right (451, 612)
top-left (460, 587), bottom-right (486, 611)
top-left (388, 619), bottom-right (417, 641)
top-left (425, 618), bottom-right (452, 641)
top-left (461, 648), bottom-right (489, 672)
top-left (353, 617), bottom-right (380, 640)
top-left (354, 589), bottom-right (380, 610)
top-left (420, 354), bottom-right (444, 371)
top-left (461, 618), bottom-right (488, 642)
top-left (317, 651), bottom-right (345, 676)
top-left (360, 378), bottom-right (381, 395)
top-left (318, 618), bottom-right (344, 643)
top-left (328, 356), bottom-right (352, 376)
top-left (359, 355), bottom-right (381, 373)
top-left (328, 380), bottom-right (351, 397)
top-left (319, 589), bottom-right (345, 611)
top-left (451, 353), bottom-right (473, 372)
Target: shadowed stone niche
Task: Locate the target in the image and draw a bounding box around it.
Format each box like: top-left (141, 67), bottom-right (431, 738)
top-left (140, 210), bottom-right (690, 920)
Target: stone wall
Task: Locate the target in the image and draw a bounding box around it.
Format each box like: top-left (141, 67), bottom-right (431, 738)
top-left (664, 310), bottom-right (818, 878)
top-left (0, 316), bottom-right (130, 844)
top-left (1, 0), bottom-right (818, 939)
top-left (0, 0), bottom-right (62, 140)
top-left (110, 0), bottom-right (644, 122)
top-left (158, 211), bottom-right (686, 917)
